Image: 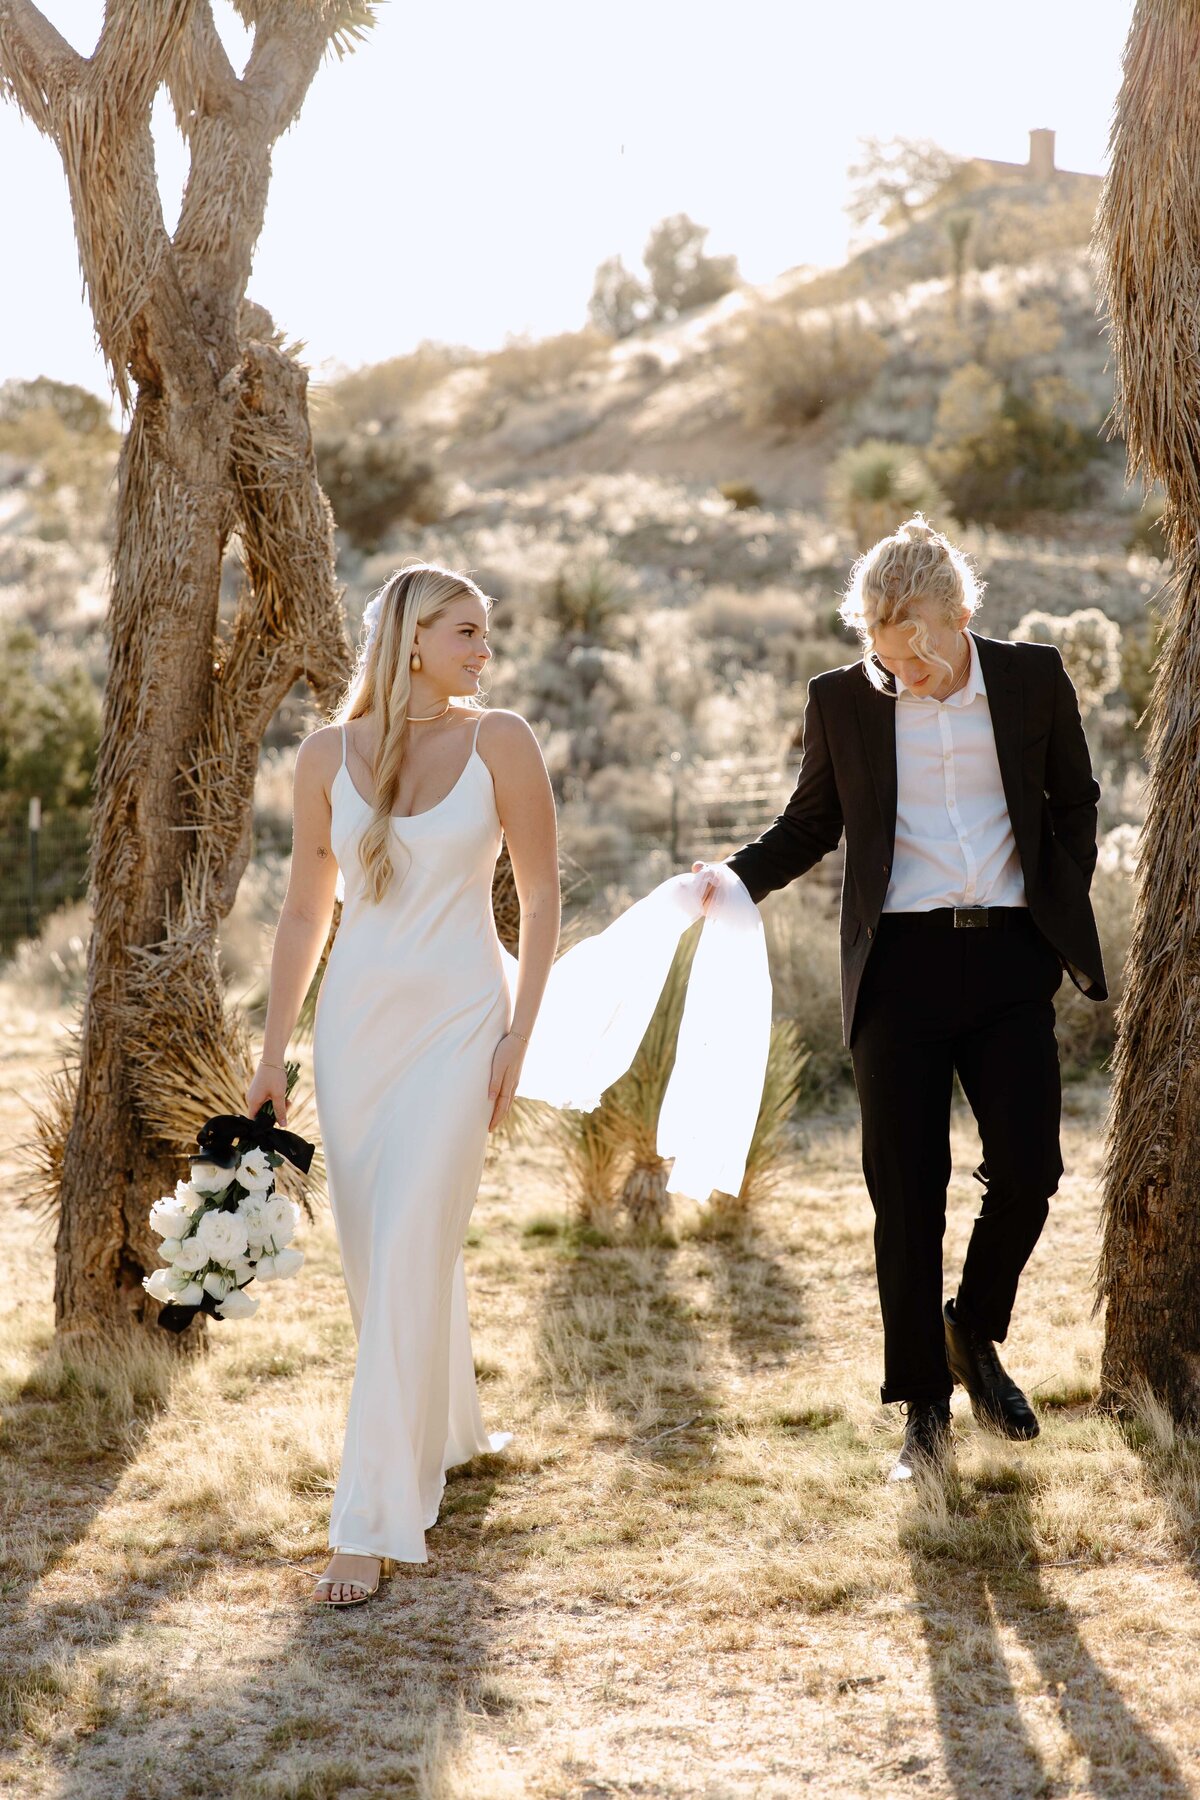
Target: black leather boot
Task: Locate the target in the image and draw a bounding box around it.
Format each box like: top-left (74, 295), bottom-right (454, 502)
top-left (944, 1299), bottom-right (1039, 1440)
top-left (888, 1399), bottom-right (953, 1482)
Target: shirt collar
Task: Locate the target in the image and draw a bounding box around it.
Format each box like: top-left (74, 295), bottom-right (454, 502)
top-left (895, 631), bottom-right (983, 708)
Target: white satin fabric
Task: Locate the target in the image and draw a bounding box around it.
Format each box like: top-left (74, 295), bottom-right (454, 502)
top-left (313, 717), bottom-right (510, 1563)
top-left (312, 713), bottom-right (771, 1563)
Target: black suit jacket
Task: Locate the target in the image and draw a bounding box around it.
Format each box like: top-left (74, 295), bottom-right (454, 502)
top-left (726, 633), bottom-right (1108, 1045)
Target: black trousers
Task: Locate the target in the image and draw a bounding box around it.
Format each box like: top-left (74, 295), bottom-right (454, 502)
top-left (850, 909), bottom-right (1064, 1405)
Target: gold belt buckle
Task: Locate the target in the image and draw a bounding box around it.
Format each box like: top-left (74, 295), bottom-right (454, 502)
top-left (953, 906), bottom-right (988, 929)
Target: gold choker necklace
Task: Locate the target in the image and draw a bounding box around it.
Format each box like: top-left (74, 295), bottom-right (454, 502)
top-left (406, 702), bottom-right (452, 722)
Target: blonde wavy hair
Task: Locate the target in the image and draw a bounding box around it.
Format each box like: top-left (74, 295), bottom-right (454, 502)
top-left (838, 514), bottom-right (984, 692)
top-left (332, 563), bottom-right (492, 902)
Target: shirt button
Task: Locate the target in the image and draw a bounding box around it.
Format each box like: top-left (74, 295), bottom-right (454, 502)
top-left (867, 926), bottom-right (874, 938)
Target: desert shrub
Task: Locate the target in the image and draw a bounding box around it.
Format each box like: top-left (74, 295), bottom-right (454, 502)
top-left (730, 307), bottom-right (889, 432)
top-left (720, 1019), bottom-right (809, 1211)
top-left (479, 329), bottom-right (609, 404)
top-left (321, 343), bottom-right (473, 430)
top-left (588, 256), bottom-right (649, 339)
top-left (2, 898), bottom-right (90, 1003)
top-left (1052, 828), bottom-right (1136, 1074)
top-left (846, 136), bottom-right (966, 233)
top-left (643, 213), bottom-right (738, 319)
top-left (1125, 490), bottom-right (1168, 558)
top-left (926, 362), bottom-right (1101, 521)
top-left (0, 377), bottom-right (119, 522)
top-left (1011, 607), bottom-right (1121, 715)
top-left (760, 884), bottom-right (851, 1104)
top-left (314, 431), bottom-right (442, 548)
top-left (0, 625), bottom-right (100, 820)
top-left (827, 439), bottom-right (950, 544)
top-left (971, 187), bottom-right (1100, 270)
top-left (979, 297), bottom-right (1065, 378)
top-left (719, 481), bottom-right (761, 511)
top-left (545, 558), bottom-right (631, 641)
top-left (1119, 608), bottom-right (1165, 740)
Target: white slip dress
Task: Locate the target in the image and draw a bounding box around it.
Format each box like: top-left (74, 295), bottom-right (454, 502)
top-left (312, 712), bottom-right (510, 1564)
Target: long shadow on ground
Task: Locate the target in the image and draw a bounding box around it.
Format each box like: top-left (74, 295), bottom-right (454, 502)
top-left (903, 1474), bottom-right (1188, 1800)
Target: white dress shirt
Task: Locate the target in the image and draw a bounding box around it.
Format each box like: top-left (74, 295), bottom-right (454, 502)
top-left (882, 633), bottom-right (1027, 913)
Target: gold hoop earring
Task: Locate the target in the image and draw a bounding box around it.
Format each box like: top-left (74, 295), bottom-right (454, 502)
top-left (410, 651), bottom-right (422, 672)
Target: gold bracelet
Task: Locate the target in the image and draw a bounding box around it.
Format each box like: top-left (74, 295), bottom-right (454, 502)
top-left (507, 1029), bottom-right (530, 1044)
top-left (260, 1059), bottom-right (286, 1071)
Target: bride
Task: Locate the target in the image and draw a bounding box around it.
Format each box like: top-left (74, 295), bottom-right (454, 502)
top-left (245, 563), bottom-right (560, 1607)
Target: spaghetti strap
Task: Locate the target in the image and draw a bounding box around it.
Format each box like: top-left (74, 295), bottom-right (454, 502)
top-left (339, 724), bottom-right (348, 769)
top-left (470, 710), bottom-right (486, 754)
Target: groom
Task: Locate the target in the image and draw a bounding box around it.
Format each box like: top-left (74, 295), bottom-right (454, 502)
top-left (705, 521), bottom-right (1106, 1479)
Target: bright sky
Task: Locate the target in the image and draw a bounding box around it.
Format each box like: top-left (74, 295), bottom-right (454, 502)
top-left (2, 0), bottom-right (1132, 401)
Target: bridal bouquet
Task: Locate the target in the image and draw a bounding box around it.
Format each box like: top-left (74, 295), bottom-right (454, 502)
top-left (142, 1097), bottom-right (315, 1332)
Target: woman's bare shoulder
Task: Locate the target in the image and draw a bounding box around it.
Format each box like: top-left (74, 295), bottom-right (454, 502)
top-left (295, 723), bottom-right (344, 791)
top-left (476, 708), bottom-right (542, 765)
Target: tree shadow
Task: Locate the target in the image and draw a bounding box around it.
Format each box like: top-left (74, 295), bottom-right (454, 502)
top-left (2, 1327), bottom-right (522, 1796)
top-left (533, 1234), bottom-right (718, 1464)
top-left (903, 1474), bottom-right (1188, 1800)
top-left (692, 1207), bottom-right (811, 1371)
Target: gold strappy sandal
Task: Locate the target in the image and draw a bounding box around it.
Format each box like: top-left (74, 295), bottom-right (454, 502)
top-left (310, 1553), bottom-right (392, 1608)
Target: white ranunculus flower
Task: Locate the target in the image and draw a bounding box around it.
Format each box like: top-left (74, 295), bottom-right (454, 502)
top-left (227, 1256), bottom-right (255, 1285)
top-left (173, 1279), bottom-right (204, 1306)
top-left (262, 1194), bottom-right (299, 1247)
top-left (191, 1159), bottom-right (233, 1194)
top-left (270, 1246), bottom-right (304, 1280)
top-left (217, 1287), bottom-right (259, 1319)
top-left (143, 1268), bottom-right (175, 1302)
top-left (195, 1208), bottom-right (249, 1263)
top-left (149, 1197), bottom-right (192, 1240)
top-left (254, 1254), bottom-right (280, 1281)
top-left (236, 1148), bottom-right (275, 1192)
top-left (172, 1235), bottom-right (211, 1273)
top-left (174, 1178), bottom-right (205, 1214)
top-left (238, 1194), bottom-right (270, 1245)
top-left (202, 1270), bottom-right (230, 1300)
top-left (158, 1237), bottom-right (183, 1261)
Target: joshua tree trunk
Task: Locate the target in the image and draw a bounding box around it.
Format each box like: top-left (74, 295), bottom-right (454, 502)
top-left (1094, 0), bottom-right (1200, 1421)
top-left (0, 1), bottom-right (372, 1340)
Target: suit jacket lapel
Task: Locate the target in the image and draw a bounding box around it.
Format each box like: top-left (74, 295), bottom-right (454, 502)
top-left (852, 666), bottom-right (898, 853)
top-left (972, 632), bottom-right (1024, 838)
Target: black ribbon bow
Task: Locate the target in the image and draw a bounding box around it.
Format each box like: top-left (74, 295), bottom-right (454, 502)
top-left (154, 1105), bottom-right (316, 1334)
top-left (189, 1107), bottom-right (315, 1177)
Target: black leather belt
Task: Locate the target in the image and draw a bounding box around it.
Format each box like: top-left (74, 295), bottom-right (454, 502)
top-left (882, 906), bottom-right (1030, 930)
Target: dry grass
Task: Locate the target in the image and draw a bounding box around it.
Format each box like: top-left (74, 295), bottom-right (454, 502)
top-left (3, 992), bottom-right (1200, 1798)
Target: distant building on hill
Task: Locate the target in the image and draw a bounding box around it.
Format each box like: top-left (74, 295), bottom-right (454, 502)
top-left (953, 129), bottom-right (1101, 196)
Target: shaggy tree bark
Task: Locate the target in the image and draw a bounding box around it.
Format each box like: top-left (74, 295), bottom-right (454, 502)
top-left (1095, 0), bottom-right (1200, 1422)
top-left (0, 0), bottom-right (371, 1340)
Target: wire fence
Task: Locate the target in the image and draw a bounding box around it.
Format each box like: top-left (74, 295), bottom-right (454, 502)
top-left (0, 810), bottom-right (91, 958)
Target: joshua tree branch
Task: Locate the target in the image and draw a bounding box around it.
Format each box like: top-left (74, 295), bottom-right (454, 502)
top-left (90, 0), bottom-right (198, 116)
top-left (0, 0), bottom-right (85, 135)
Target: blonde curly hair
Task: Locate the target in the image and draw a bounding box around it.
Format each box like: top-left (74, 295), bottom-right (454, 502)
top-left (838, 514), bottom-right (984, 692)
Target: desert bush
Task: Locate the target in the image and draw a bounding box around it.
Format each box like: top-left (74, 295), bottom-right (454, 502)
top-left (588, 256), bottom-right (649, 339)
top-left (719, 1019), bottom-right (809, 1211)
top-left (718, 481), bottom-right (761, 511)
top-left (760, 884), bottom-right (851, 1104)
top-left (979, 296), bottom-right (1065, 379)
top-left (1119, 608), bottom-right (1165, 739)
top-left (1011, 607), bottom-right (1121, 715)
top-left (1052, 828), bottom-right (1136, 1074)
top-left (319, 343), bottom-right (472, 430)
top-left (643, 213), bottom-right (738, 319)
top-left (729, 307), bottom-right (889, 432)
top-left (926, 362), bottom-right (1100, 521)
top-left (480, 329), bottom-right (609, 404)
top-left (0, 377), bottom-right (119, 523)
top-left (544, 558), bottom-right (631, 641)
top-left (1124, 490), bottom-right (1168, 558)
top-left (827, 439), bottom-right (950, 544)
top-left (846, 136), bottom-right (966, 233)
top-left (314, 431), bottom-right (442, 548)
top-left (971, 187), bottom-right (1099, 270)
top-left (2, 897), bottom-right (89, 1003)
top-left (0, 624), bottom-right (100, 819)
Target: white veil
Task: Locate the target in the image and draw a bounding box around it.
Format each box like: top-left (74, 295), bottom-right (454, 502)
top-left (503, 865), bottom-right (772, 1202)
